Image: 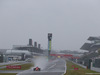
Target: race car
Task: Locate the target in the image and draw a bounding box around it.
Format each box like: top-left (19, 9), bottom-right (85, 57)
top-left (33, 67), bottom-right (41, 71)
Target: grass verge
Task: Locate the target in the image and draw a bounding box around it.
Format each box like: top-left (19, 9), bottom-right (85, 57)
top-left (64, 61), bottom-right (100, 75)
top-left (0, 63), bottom-right (33, 70)
top-left (0, 73), bottom-right (16, 75)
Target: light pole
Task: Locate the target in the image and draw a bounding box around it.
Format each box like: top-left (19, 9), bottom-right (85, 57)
top-left (48, 33), bottom-right (52, 60)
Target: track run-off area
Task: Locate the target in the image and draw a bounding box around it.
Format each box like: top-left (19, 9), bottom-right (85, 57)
top-left (0, 59), bottom-right (100, 75)
top-left (17, 59), bottom-right (66, 75)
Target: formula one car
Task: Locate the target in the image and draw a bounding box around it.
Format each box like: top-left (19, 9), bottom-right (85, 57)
top-left (33, 67), bottom-right (41, 71)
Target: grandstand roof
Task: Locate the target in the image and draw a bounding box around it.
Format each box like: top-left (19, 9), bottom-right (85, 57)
top-left (88, 36), bottom-right (100, 41)
top-left (81, 36), bottom-right (100, 51)
top-left (80, 43), bottom-right (92, 50)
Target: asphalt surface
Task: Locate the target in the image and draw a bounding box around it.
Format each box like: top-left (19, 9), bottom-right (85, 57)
top-left (0, 70), bottom-right (24, 73)
top-left (17, 59), bottom-right (66, 75)
top-left (18, 72), bottom-right (64, 75)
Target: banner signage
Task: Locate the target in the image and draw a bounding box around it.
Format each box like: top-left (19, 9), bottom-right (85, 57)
top-left (6, 65), bottom-right (21, 69)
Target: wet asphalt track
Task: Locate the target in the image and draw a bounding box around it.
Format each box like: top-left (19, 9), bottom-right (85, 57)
top-left (17, 59), bottom-right (66, 75)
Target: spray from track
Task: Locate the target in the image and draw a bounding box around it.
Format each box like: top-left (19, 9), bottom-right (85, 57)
top-left (32, 56), bottom-right (48, 70)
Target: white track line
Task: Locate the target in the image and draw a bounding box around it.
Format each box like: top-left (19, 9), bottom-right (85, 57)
top-left (47, 64), bottom-right (56, 70)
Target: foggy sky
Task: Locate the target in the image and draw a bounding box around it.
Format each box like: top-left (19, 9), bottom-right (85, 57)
top-left (0, 0), bottom-right (100, 51)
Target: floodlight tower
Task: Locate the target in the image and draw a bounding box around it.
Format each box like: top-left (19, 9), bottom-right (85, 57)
top-left (48, 33), bottom-right (52, 59)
